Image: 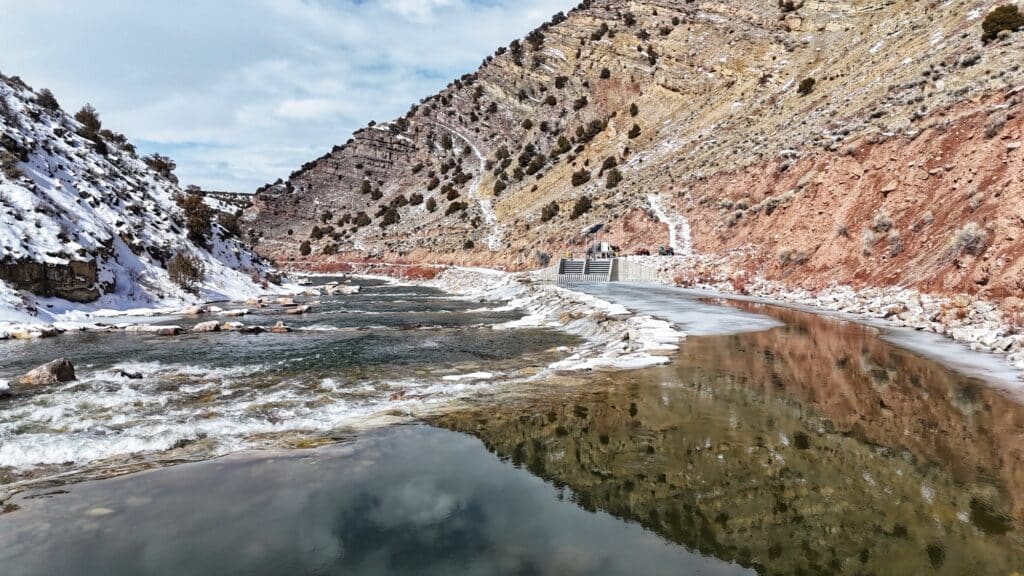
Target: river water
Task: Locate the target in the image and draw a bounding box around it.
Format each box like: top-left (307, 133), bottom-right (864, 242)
top-left (2, 277), bottom-right (1023, 575)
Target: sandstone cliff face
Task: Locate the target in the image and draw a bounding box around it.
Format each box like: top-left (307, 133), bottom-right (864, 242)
top-left (0, 260), bottom-right (98, 303)
top-left (247, 0), bottom-right (1024, 300)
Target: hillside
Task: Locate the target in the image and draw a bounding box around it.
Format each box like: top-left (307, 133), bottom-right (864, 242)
top-left (246, 0), bottom-right (1024, 304)
top-left (0, 73), bottom-right (273, 323)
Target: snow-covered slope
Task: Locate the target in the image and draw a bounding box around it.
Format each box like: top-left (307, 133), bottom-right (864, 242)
top-left (0, 73), bottom-right (273, 323)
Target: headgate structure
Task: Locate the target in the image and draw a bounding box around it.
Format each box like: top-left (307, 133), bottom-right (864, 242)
top-left (537, 258), bottom-right (658, 284)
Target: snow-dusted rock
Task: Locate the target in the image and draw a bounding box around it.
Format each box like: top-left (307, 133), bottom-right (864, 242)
top-left (326, 285), bottom-right (360, 296)
top-left (192, 321), bottom-right (221, 333)
top-left (17, 358), bottom-right (76, 386)
top-left (124, 324), bottom-right (181, 336)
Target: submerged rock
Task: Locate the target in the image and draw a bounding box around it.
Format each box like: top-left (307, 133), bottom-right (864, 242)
top-left (238, 325), bottom-right (265, 335)
top-left (18, 358), bottom-right (76, 386)
top-left (116, 369), bottom-right (143, 380)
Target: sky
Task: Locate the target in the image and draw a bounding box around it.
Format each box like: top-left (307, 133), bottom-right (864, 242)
top-left (0, 0), bottom-right (575, 191)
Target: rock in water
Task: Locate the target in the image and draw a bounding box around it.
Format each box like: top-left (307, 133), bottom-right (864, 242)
top-left (192, 321), bottom-right (221, 333)
top-left (270, 321), bottom-right (291, 334)
top-left (124, 325), bottom-right (182, 336)
top-left (18, 358), bottom-right (76, 386)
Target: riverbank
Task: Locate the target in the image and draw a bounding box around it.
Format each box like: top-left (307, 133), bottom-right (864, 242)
top-left (299, 260), bottom-right (1024, 382)
top-left (610, 254), bottom-right (1024, 380)
top-left (424, 267), bottom-right (685, 372)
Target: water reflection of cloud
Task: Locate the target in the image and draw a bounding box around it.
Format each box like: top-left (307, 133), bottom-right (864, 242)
top-left (1, 427), bottom-right (749, 576)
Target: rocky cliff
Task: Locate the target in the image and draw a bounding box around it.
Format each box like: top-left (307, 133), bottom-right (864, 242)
top-left (0, 73), bottom-right (272, 322)
top-left (246, 0), bottom-right (1024, 304)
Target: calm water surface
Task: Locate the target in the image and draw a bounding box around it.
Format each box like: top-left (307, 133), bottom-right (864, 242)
top-left (2, 281), bottom-right (1024, 575)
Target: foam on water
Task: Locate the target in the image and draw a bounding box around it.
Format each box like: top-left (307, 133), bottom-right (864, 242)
top-left (0, 358), bottom-right (522, 473)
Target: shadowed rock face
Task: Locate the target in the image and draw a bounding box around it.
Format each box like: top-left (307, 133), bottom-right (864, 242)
top-left (248, 0), bottom-right (1024, 297)
top-left (0, 260), bottom-right (99, 302)
top-left (437, 303), bottom-right (1024, 575)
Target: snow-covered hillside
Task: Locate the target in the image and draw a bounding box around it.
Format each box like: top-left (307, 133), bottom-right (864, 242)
top-left (0, 73), bottom-right (274, 323)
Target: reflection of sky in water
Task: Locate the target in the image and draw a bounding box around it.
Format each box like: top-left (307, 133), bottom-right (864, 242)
top-left (0, 426), bottom-right (751, 576)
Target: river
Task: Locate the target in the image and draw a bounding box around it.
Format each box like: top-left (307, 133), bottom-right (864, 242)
top-left (1, 277), bottom-right (1023, 575)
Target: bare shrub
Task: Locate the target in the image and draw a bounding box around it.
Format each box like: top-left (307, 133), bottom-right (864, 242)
top-left (871, 212), bottom-right (893, 233)
top-left (168, 252), bottom-right (205, 292)
top-left (953, 222), bottom-right (987, 255)
top-left (861, 230), bottom-right (878, 255)
top-left (570, 196), bottom-right (592, 220)
top-left (540, 201), bottom-right (559, 222)
top-left (888, 230), bottom-right (903, 257)
top-left (174, 192), bottom-right (215, 244)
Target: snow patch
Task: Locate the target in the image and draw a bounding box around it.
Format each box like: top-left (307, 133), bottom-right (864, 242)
top-left (647, 194), bottom-right (693, 257)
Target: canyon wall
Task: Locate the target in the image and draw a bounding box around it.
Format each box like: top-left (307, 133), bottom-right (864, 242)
top-left (246, 0), bottom-right (1024, 301)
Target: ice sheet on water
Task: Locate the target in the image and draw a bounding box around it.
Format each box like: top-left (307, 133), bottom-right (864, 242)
top-left (572, 283), bottom-right (782, 337)
top-left (878, 326), bottom-right (1024, 391)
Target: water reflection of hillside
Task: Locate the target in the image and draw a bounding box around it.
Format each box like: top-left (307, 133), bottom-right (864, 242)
top-left (438, 303), bottom-right (1024, 575)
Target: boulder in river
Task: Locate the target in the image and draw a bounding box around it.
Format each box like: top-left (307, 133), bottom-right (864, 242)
top-left (116, 369), bottom-right (143, 380)
top-left (17, 358), bottom-right (76, 386)
top-left (218, 309), bottom-right (249, 318)
top-left (192, 321), bottom-right (221, 333)
top-left (286, 305), bottom-right (311, 315)
top-left (222, 322), bottom-right (245, 331)
top-left (326, 285), bottom-right (359, 295)
top-left (125, 325), bottom-right (181, 336)
top-left (238, 325), bottom-right (265, 335)
top-left (10, 326), bottom-right (62, 339)
top-left (179, 306), bottom-right (206, 315)
top-left (270, 321), bottom-right (291, 334)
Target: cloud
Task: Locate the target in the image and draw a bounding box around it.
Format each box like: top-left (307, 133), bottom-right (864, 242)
top-left (380, 0), bottom-right (460, 22)
top-left (276, 99), bottom-right (344, 121)
top-left (0, 0), bottom-right (574, 191)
